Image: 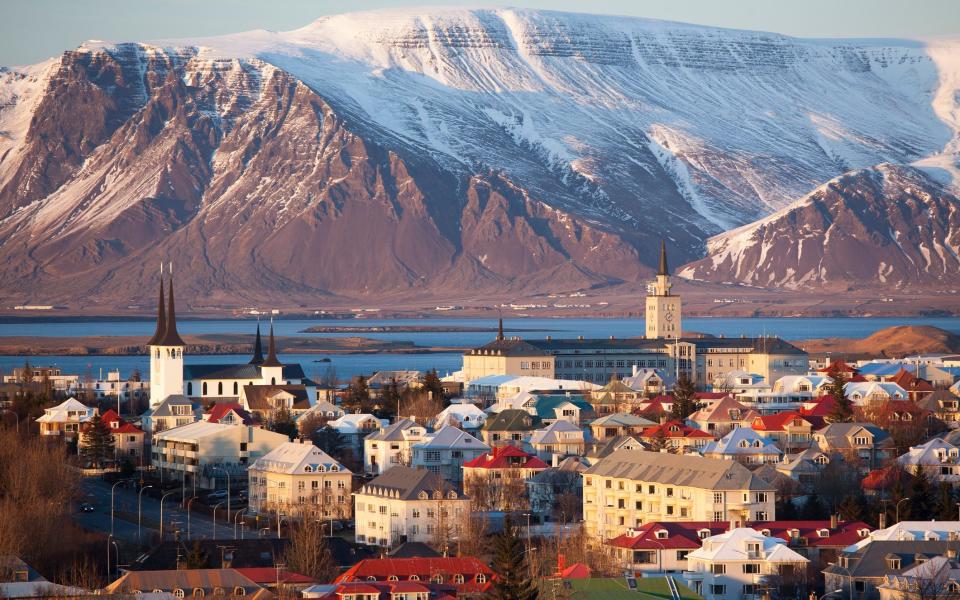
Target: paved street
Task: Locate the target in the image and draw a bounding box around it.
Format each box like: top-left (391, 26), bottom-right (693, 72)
top-left (75, 477), bottom-right (274, 546)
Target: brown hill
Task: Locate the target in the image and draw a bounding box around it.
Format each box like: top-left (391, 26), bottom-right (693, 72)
top-left (799, 325), bottom-right (960, 358)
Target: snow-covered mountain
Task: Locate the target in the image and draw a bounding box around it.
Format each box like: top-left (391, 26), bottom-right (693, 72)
top-left (678, 165), bottom-right (960, 289)
top-left (0, 8), bottom-right (958, 307)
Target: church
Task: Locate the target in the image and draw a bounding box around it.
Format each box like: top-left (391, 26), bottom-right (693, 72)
top-left (462, 242), bottom-right (807, 387)
top-left (142, 271), bottom-right (316, 433)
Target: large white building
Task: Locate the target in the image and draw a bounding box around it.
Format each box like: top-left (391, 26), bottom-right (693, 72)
top-left (248, 439), bottom-right (352, 519)
top-left (151, 421), bottom-right (289, 488)
top-left (363, 418), bottom-right (429, 475)
top-left (683, 528), bottom-right (808, 600)
top-left (582, 450), bottom-right (776, 539)
top-left (354, 466), bottom-right (470, 548)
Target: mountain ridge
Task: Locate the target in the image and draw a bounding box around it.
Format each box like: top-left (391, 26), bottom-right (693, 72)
top-left (0, 8), bottom-right (958, 308)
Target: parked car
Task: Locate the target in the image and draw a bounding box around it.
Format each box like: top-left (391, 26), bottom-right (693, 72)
top-left (205, 490), bottom-right (228, 503)
top-left (79, 502), bottom-right (95, 513)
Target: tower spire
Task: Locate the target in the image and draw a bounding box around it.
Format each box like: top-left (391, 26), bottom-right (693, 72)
top-left (262, 318), bottom-right (282, 367)
top-left (249, 319), bottom-right (264, 365)
top-left (658, 240), bottom-right (669, 276)
top-left (146, 266), bottom-right (166, 346)
top-left (159, 264), bottom-right (185, 346)
top-left (497, 313), bottom-right (504, 341)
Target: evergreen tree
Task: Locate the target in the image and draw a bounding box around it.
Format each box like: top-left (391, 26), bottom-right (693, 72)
top-left (420, 369), bottom-right (445, 403)
top-left (670, 374), bottom-right (698, 421)
top-left (825, 364), bottom-right (854, 423)
top-left (268, 406), bottom-right (299, 441)
top-left (838, 494), bottom-right (864, 522)
top-left (777, 496), bottom-right (797, 521)
top-left (311, 426), bottom-right (346, 460)
top-left (80, 414), bottom-right (115, 468)
top-left (381, 378), bottom-right (403, 417)
top-left (487, 518), bottom-right (538, 600)
top-left (800, 492), bottom-right (825, 520)
top-left (908, 469), bottom-right (932, 520)
top-left (937, 482), bottom-right (957, 521)
top-left (648, 425), bottom-right (670, 453)
top-left (344, 376), bottom-right (372, 413)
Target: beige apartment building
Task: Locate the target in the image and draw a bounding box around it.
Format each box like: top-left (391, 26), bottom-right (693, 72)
top-left (248, 440), bottom-right (353, 519)
top-left (582, 449), bottom-right (776, 539)
top-left (354, 466), bottom-right (470, 548)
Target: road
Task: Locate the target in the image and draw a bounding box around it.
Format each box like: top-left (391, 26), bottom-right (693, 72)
top-left (75, 477), bottom-right (274, 546)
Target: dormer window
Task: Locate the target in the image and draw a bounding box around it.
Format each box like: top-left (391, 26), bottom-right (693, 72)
top-left (655, 530), bottom-right (668, 539)
top-left (698, 529), bottom-right (711, 539)
top-left (761, 529), bottom-right (771, 537)
top-left (818, 529), bottom-right (829, 537)
top-left (304, 466), bottom-right (313, 473)
top-left (887, 557), bottom-right (901, 569)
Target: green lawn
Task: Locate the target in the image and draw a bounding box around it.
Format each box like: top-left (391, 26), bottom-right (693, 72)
top-left (541, 576), bottom-right (703, 600)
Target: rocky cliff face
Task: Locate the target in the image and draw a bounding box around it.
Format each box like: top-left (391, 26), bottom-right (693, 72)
top-left (679, 165), bottom-right (960, 290)
top-left (0, 9), bottom-right (958, 307)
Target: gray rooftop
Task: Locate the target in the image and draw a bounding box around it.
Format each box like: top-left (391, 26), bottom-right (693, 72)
top-left (584, 449), bottom-right (774, 491)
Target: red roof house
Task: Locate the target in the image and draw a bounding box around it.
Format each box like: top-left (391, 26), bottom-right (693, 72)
top-left (205, 403), bottom-right (255, 425)
top-left (80, 409), bottom-right (145, 459)
top-left (334, 557), bottom-right (493, 595)
top-left (639, 420), bottom-right (713, 451)
top-left (462, 445), bottom-right (549, 471)
top-left (311, 581), bottom-right (456, 600)
top-left (889, 369), bottom-right (934, 401)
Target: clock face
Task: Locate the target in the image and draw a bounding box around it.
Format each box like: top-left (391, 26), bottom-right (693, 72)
top-left (664, 311), bottom-right (673, 322)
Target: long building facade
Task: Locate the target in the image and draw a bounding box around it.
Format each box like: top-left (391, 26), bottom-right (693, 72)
top-left (462, 244), bottom-right (806, 386)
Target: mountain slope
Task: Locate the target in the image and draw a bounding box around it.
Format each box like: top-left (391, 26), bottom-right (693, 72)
top-left (0, 9), bottom-right (959, 307)
top-left (678, 164), bottom-right (960, 289)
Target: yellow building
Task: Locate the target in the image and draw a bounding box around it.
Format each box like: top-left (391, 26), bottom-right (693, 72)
top-left (462, 319), bottom-right (554, 382)
top-left (248, 439), bottom-right (353, 519)
top-left (582, 449), bottom-right (776, 539)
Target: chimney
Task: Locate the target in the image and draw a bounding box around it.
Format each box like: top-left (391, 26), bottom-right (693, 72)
top-left (831, 514), bottom-right (839, 529)
top-left (879, 512), bottom-right (887, 530)
top-left (633, 365), bottom-right (639, 376)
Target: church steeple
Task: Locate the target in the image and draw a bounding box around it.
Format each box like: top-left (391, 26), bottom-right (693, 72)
top-left (147, 267), bottom-right (166, 346)
top-left (159, 264), bottom-right (185, 346)
top-left (658, 240), bottom-right (669, 276)
top-left (497, 315), bottom-right (504, 341)
top-left (261, 321), bottom-right (282, 368)
top-left (249, 321), bottom-right (264, 365)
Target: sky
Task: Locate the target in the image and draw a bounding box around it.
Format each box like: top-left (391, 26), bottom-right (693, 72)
top-left (2, 0), bottom-right (959, 66)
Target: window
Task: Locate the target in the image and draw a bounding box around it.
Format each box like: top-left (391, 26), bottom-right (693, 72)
top-left (713, 492), bottom-right (723, 504)
top-left (711, 564), bottom-right (725, 574)
top-left (710, 585), bottom-right (726, 595)
top-left (677, 550), bottom-right (689, 561)
top-left (202, 382), bottom-right (208, 395)
top-left (743, 563), bottom-right (760, 574)
top-left (454, 574), bottom-right (465, 584)
top-left (854, 436), bottom-right (869, 446)
top-left (193, 589), bottom-right (205, 598)
top-left (233, 382), bottom-right (238, 395)
top-left (173, 590), bottom-right (185, 599)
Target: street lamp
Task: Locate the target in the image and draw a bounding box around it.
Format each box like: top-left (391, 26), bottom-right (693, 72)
top-left (277, 513), bottom-right (287, 539)
top-left (159, 490), bottom-right (178, 542)
top-left (213, 502), bottom-right (224, 540)
top-left (211, 466), bottom-right (231, 526)
top-left (109, 537), bottom-right (119, 581)
top-left (234, 508), bottom-right (248, 540)
top-left (896, 497), bottom-right (911, 524)
top-left (111, 479), bottom-right (133, 538)
top-left (138, 485), bottom-right (154, 544)
top-left (186, 496), bottom-right (199, 541)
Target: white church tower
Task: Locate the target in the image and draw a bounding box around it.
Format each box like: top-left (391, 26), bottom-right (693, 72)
top-left (148, 266), bottom-right (185, 408)
top-left (645, 241), bottom-right (682, 339)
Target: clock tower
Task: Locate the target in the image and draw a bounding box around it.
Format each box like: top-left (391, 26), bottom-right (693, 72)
top-left (645, 241), bottom-right (682, 339)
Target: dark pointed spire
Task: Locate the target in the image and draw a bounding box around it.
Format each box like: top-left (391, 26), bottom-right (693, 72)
top-left (262, 320), bottom-right (282, 367)
top-left (159, 264), bottom-right (185, 346)
top-left (147, 268), bottom-right (166, 346)
top-left (249, 321), bottom-right (264, 365)
top-left (497, 315), bottom-right (504, 341)
top-left (658, 240), bottom-right (669, 276)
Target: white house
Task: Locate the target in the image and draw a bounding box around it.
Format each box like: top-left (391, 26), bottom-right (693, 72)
top-left (772, 375), bottom-right (830, 395)
top-left (844, 382), bottom-right (908, 405)
top-left (248, 439), bottom-right (352, 519)
top-left (363, 418), bottom-right (429, 475)
top-left (151, 421), bottom-right (289, 488)
top-left (701, 428), bottom-right (783, 465)
top-left (432, 401), bottom-right (487, 431)
top-left (35, 397), bottom-right (97, 440)
top-left (683, 528), bottom-right (808, 600)
top-left (466, 375), bottom-right (599, 400)
top-left (897, 438), bottom-right (960, 485)
top-left (353, 466), bottom-right (470, 548)
top-left (328, 414), bottom-right (386, 456)
top-left (410, 425), bottom-right (489, 483)
top-left (527, 419), bottom-right (586, 464)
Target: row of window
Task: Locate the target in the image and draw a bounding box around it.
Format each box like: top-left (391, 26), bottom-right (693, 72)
top-left (134, 588), bottom-right (246, 598)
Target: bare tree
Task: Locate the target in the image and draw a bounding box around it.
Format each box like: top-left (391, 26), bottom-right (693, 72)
top-left (282, 508), bottom-right (338, 583)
